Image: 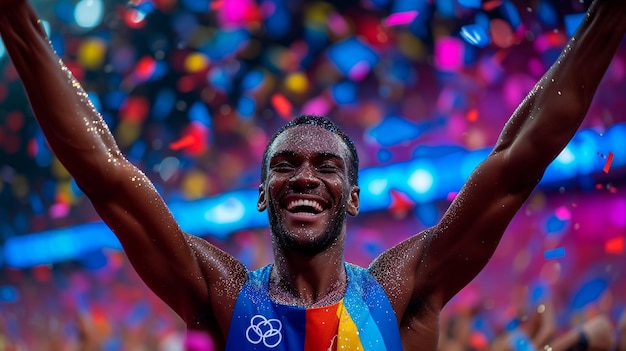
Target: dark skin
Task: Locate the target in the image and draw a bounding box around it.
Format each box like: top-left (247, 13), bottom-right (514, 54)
top-left (1, 0), bottom-right (625, 349)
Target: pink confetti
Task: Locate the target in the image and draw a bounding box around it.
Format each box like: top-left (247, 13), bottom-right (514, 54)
top-left (328, 12), bottom-right (349, 36)
top-left (434, 37), bottom-right (465, 72)
top-left (383, 11), bottom-right (418, 27)
top-left (347, 60), bottom-right (371, 82)
top-left (185, 330), bottom-right (215, 351)
top-left (555, 206), bottom-right (571, 220)
top-left (302, 96), bottom-right (332, 116)
top-left (49, 203), bottom-right (70, 219)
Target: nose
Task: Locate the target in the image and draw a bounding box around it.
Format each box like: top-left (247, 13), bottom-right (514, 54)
top-left (289, 163), bottom-right (320, 189)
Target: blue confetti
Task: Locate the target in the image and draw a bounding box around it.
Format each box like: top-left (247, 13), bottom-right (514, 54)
top-left (543, 247), bottom-right (565, 260)
top-left (460, 24), bottom-right (490, 47)
top-left (571, 279), bottom-right (608, 309)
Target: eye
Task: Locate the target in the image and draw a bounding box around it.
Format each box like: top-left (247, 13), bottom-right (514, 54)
top-left (317, 164), bottom-right (339, 173)
top-left (271, 161), bottom-right (294, 172)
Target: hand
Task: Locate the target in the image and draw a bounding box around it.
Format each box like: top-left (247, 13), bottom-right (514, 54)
top-left (581, 314), bottom-right (615, 351)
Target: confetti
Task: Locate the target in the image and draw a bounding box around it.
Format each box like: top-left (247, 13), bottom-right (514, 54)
top-left (554, 206), bottom-right (571, 220)
top-left (605, 237), bottom-right (624, 254)
top-left (169, 135), bottom-right (195, 151)
top-left (383, 11), bottom-right (418, 27)
top-left (482, 0), bottom-right (502, 11)
top-left (169, 122), bottom-right (209, 155)
top-left (389, 189), bottom-right (414, 217)
top-left (603, 151), bottom-right (614, 173)
top-left (270, 93), bottom-right (293, 119)
top-left (347, 60), bottom-right (371, 82)
top-left (460, 24), bottom-right (490, 47)
top-left (543, 247), bottom-right (565, 260)
top-left (210, 0), bottom-right (223, 10)
top-left (434, 37), bottom-right (465, 72)
top-left (466, 109), bottom-right (479, 122)
top-left (3, 0), bottom-right (626, 342)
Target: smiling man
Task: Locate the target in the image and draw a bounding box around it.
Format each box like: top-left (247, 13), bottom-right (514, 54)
top-left (1, 0), bottom-right (625, 350)
top-left (224, 118), bottom-right (403, 349)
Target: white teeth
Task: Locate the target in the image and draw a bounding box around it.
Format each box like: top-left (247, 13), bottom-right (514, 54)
top-left (287, 199), bottom-right (323, 213)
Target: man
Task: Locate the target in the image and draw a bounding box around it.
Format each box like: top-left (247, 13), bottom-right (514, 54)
top-left (1, 0), bottom-right (624, 350)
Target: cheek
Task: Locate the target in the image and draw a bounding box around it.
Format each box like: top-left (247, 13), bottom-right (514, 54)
top-left (265, 180), bottom-right (283, 201)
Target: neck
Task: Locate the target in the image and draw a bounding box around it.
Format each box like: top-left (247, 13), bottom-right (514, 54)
top-left (269, 249), bottom-right (346, 308)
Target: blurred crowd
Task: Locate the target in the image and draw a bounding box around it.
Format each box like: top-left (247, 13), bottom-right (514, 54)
top-left (2, 187), bottom-right (626, 350)
top-left (1, 248), bottom-right (625, 350)
top-left (1, 0), bottom-right (626, 349)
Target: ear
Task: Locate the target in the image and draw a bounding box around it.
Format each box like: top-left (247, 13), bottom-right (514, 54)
top-left (257, 184), bottom-right (267, 212)
top-left (347, 185), bottom-right (360, 216)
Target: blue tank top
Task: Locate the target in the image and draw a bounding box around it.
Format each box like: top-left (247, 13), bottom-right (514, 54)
top-left (225, 263), bottom-right (402, 350)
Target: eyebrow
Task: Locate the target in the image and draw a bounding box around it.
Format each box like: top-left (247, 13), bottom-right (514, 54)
top-left (270, 150), bottom-right (345, 163)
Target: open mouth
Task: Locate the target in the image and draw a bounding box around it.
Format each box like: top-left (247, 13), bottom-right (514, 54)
top-left (286, 199), bottom-right (324, 215)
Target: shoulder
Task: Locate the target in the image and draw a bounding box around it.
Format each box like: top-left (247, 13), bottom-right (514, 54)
top-left (366, 230), bottom-right (437, 319)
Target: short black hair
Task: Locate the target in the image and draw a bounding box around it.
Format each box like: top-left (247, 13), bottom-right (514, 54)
top-left (260, 115), bottom-right (359, 186)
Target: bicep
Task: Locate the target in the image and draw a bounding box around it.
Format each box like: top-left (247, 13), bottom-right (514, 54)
top-left (371, 148), bottom-right (544, 320)
top-left (83, 160), bottom-right (244, 322)
top-left (418, 150), bottom-right (541, 304)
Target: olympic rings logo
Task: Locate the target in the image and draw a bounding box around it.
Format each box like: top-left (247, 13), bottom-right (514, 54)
top-left (245, 315), bottom-right (283, 348)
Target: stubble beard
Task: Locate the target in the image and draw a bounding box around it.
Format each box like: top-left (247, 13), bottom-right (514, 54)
top-left (268, 202), bottom-right (347, 255)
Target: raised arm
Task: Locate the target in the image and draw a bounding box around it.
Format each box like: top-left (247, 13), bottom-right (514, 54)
top-left (0, 0), bottom-right (247, 338)
top-left (371, 0), bottom-right (625, 320)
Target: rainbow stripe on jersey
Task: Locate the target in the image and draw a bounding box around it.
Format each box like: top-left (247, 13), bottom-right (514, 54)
top-left (225, 263), bottom-right (402, 350)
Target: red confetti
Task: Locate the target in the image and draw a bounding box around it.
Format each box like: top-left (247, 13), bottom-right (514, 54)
top-left (123, 8), bottom-right (148, 29)
top-left (0, 84), bottom-right (8, 102)
top-left (31, 265), bottom-right (53, 283)
top-left (119, 96), bottom-right (150, 122)
top-left (169, 135), bottom-right (195, 151)
top-left (271, 93), bottom-right (293, 119)
top-left (466, 108), bottom-right (479, 123)
top-left (603, 151), bottom-right (614, 173)
top-left (210, 0), bottom-right (223, 10)
top-left (177, 75), bottom-right (198, 93)
top-left (169, 122), bottom-right (209, 155)
top-left (389, 189), bottom-right (414, 218)
top-left (605, 237), bottom-right (624, 254)
top-left (482, 0), bottom-right (502, 11)
top-left (27, 138), bottom-right (38, 158)
top-left (134, 56), bottom-right (157, 82)
top-left (65, 61), bottom-right (85, 82)
top-left (6, 110), bottom-right (24, 131)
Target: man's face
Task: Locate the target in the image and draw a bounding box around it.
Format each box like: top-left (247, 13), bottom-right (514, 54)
top-left (258, 125), bottom-right (360, 253)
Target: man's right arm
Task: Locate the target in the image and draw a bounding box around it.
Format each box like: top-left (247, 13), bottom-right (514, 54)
top-left (0, 0), bottom-right (247, 337)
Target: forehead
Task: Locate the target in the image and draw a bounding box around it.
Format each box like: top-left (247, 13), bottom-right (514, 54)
top-left (268, 124), bottom-right (350, 160)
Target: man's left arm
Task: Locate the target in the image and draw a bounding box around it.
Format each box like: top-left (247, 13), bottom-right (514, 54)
top-left (371, 0), bottom-right (626, 315)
